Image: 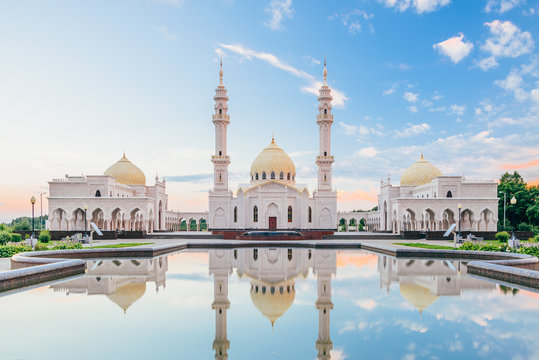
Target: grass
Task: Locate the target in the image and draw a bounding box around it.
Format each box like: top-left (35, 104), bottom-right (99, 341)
top-left (91, 242), bottom-right (153, 249)
top-left (393, 242), bottom-right (455, 250)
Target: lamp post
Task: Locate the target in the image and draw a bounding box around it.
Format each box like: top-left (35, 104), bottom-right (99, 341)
top-left (83, 204), bottom-right (88, 237)
top-left (30, 196), bottom-right (36, 238)
top-left (510, 196), bottom-right (517, 240)
top-left (499, 191), bottom-right (506, 229)
top-left (458, 203), bottom-right (462, 242)
top-left (40, 192), bottom-right (46, 230)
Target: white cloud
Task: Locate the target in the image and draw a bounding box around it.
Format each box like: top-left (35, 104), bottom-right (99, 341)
top-left (356, 298), bottom-right (378, 310)
top-left (378, 0), bottom-right (451, 13)
top-left (330, 9), bottom-right (374, 34)
top-left (485, 0), bottom-right (522, 13)
top-left (218, 43), bottom-right (348, 107)
top-left (156, 25), bottom-right (176, 40)
top-left (386, 62), bottom-right (412, 70)
top-left (264, 0), bottom-right (293, 31)
top-left (495, 69), bottom-right (528, 101)
top-left (330, 349), bottom-right (347, 360)
top-left (397, 123), bottom-right (430, 137)
top-left (479, 20), bottom-right (534, 70)
top-left (355, 147), bottom-right (378, 158)
top-left (449, 104), bottom-right (466, 115)
top-left (433, 33), bottom-right (473, 63)
top-left (531, 88), bottom-right (539, 103)
top-left (408, 105), bottom-right (419, 113)
top-left (403, 92), bottom-right (419, 103)
top-left (339, 122), bottom-right (358, 135)
top-left (383, 83), bottom-right (398, 95)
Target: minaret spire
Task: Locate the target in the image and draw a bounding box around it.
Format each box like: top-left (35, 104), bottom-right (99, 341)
top-left (219, 57), bottom-right (223, 85)
top-left (211, 60), bottom-right (231, 191)
top-left (315, 60), bottom-right (334, 192)
top-left (323, 55), bottom-right (327, 84)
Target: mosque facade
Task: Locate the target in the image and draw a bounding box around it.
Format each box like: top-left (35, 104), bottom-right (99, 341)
top-left (208, 62), bottom-right (337, 231)
top-left (47, 154), bottom-right (208, 233)
top-left (337, 155), bottom-right (499, 234)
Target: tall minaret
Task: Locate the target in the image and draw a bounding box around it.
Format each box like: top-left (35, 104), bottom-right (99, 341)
top-left (314, 250), bottom-right (336, 360)
top-left (316, 59), bottom-right (334, 192)
top-left (211, 59), bottom-right (231, 191)
top-left (210, 250), bottom-right (232, 360)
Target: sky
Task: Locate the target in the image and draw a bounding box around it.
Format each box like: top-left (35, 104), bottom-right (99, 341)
top-left (1, 0), bottom-right (538, 222)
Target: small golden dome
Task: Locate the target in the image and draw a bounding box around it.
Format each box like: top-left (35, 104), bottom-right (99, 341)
top-left (107, 282), bottom-right (146, 313)
top-left (104, 154), bottom-right (146, 186)
top-left (399, 282), bottom-right (438, 313)
top-left (250, 138), bottom-right (296, 181)
top-left (250, 279), bottom-right (295, 326)
top-left (400, 154), bottom-right (442, 186)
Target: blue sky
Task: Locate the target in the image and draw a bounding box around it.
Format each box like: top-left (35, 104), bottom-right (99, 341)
top-left (1, 0), bottom-right (538, 220)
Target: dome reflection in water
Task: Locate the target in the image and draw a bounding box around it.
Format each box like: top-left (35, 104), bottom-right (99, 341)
top-left (2, 248), bottom-right (538, 360)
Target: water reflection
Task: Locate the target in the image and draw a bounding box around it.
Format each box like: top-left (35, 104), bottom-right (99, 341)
top-left (50, 257), bottom-right (168, 312)
top-left (42, 248), bottom-right (534, 360)
top-left (378, 256), bottom-right (497, 315)
top-left (209, 248), bottom-right (336, 360)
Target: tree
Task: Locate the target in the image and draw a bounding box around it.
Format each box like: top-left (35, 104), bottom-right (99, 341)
top-left (498, 172), bottom-right (531, 228)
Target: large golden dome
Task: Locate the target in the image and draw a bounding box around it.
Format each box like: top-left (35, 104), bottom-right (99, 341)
top-left (104, 154), bottom-right (146, 186)
top-left (250, 279), bottom-right (295, 326)
top-left (400, 154), bottom-right (442, 186)
top-left (250, 138), bottom-right (296, 181)
top-left (107, 282), bottom-right (146, 313)
top-left (399, 282), bottom-right (438, 314)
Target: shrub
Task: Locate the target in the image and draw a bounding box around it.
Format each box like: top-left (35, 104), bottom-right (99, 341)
top-left (459, 242), bottom-right (481, 251)
top-left (51, 242), bottom-right (82, 250)
top-left (34, 243), bottom-right (49, 251)
top-left (0, 224), bottom-right (8, 231)
top-left (517, 223), bottom-right (531, 231)
top-left (10, 233), bottom-right (22, 242)
top-left (0, 231), bottom-right (11, 245)
top-left (0, 244), bottom-right (32, 257)
top-left (39, 230), bottom-right (51, 243)
top-left (496, 231), bottom-right (510, 243)
top-left (516, 246), bottom-right (539, 257)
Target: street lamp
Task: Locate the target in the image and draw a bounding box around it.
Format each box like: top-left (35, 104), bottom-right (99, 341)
top-left (30, 196), bottom-right (36, 238)
top-left (458, 203), bottom-right (462, 242)
top-left (83, 204), bottom-right (88, 237)
top-left (40, 192), bottom-right (46, 230)
top-left (510, 196), bottom-right (517, 241)
top-left (499, 191), bottom-right (506, 229)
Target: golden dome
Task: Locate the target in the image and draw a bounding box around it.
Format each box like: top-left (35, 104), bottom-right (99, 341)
top-left (107, 282), bottom-right (146, 313)
top-left (104, 154), bottom-right (146, 186)
top-left (400, 154), bottom-right (442, 186)
top-left (250, 138), bottom-right (296, 181)
top-left (250, 279), bottom-right (295, 326)
top-left (399, 282), bottom-right (438, 313)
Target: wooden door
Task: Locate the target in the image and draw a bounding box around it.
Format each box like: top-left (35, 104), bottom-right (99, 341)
top-left (269, 217), bottom-right (277, 230)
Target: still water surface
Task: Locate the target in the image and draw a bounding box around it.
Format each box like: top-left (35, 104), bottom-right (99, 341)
top-left (1, 248), bottom-right (538, 360)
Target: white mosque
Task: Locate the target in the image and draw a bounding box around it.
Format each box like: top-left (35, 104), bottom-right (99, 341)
top-left (338, 155), bottom-right (499, 234)
top-left (208, 61), bottom-right (337, 231)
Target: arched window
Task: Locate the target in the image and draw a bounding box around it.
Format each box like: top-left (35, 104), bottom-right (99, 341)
top-left (324, 108), bottom-right (327, 114)
top-left (446, 191), bottom-right (453, 198)
top-left (324, 174), bottom-right (327, 182)
top-left (219, 108), bottom-right (222, 114)
top-left (287, 172), bottom-right (291, 180)
top-left (279, 172), bottom-right (284, 180)
top-left (95, 190), bottom-right (101, 197)
top-left (324, 151), bottom-right (327, 156)
top-left (288, 249), bottom-right (293, 261)
top-left (233, 206), bottom-right (237, 223)
top-left (262, 172), bottom-right (267, 180)
top-left (110, 191), bottom-right (112, 197)
top-left (255, 173), bottom-right (259, 180)
top-left (219, 150), bottom-right (222, 156)
top-left (253, 206), bottom-right (258, 222)
top-left (271, 171), bottom-right (275, 179)
top-left (292, 174), bottom-right (295, 181)
top-left (253, 248), bottom-right (258, 261)
top-left (308, 207), bottom-right (312, 223)
top-left (288, 206), bottom-right (293, 223)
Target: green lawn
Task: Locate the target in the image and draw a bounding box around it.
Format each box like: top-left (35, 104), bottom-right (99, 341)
top-left (393, 242), bottom-right (455, 250)
top-left (91, 242), bottom-right (153, 249)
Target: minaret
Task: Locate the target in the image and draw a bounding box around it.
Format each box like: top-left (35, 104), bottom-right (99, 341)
top-left (210, 250), bottom-right (232, 360)
top-left (314, 250), bottom-right (336, 360)
top-left (211, 59), bottom-right (231, 191)
top-left (316, 59), bottom-right (334, 192)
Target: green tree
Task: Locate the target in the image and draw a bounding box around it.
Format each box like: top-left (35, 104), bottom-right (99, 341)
top-left (498, 172), bottom-right (531, 229)
top-left (12, 218), bottom-right (31, 231)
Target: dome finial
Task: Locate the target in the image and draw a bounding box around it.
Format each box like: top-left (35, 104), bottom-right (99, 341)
top-left (219, 57), bottom-right (223, 85)
top-left (323, 55), bottom-right (327, 84)
top-left (272, 132), bottom-right (275, 144)
top-left (122, 150), bottom-right (126, 158)
top-left (421, 153), bottom-right (424, 160)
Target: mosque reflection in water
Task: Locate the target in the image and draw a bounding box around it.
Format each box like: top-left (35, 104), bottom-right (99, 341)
top-left (50, 248), bottom-right (497, 360)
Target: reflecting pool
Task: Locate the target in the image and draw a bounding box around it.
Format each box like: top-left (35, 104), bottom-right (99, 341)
top-left (1, 248), bottom-right (538, 359)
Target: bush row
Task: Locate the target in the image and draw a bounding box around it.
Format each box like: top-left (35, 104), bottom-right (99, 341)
top-left (458, 241), bottom-right (539, 257)
top-left (0, 241), bottom-right (83, 257)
